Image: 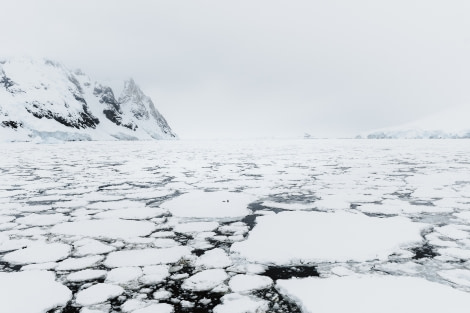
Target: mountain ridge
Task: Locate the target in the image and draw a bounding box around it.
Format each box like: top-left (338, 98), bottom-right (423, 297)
top-left (0, 58), bottom-right (177, 142)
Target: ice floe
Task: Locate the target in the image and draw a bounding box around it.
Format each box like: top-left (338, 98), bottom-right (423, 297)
top-left (229, 274), bottom-right (273, 293)
top-left (75, 283), bottom-right (124, 306)
top-left (104, 246), bottom-right (191, 267)
top-left (182, 269), bottom-right (229, 292)
top-left (232, 211), bottom-right (427, 264)
top-left (3, 242), bottom-right (70, 264)
top-left (0, 270), bottom-right (71, 313)
top-left (277, 275), bottom-right (470, 313)
top-left (161, 190), bottom-right (254, 219)
top-left (50, 219), bottom-right (155, 239)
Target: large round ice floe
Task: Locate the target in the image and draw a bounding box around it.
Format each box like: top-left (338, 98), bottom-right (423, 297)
top-left (231, 211), bottom-right (427, 264)
top-left (161, 191), bottom-right (254, 219)
top-left (276, 275), bottom-right (470, 313)
top-left (3, 242), bottom-right (70, 264)
top-left (75, 283), bottom-right (124, 306)
top-left (0, 270), bottom-right (71, 313)
top-left (50, 219), bottom-right (155, 239)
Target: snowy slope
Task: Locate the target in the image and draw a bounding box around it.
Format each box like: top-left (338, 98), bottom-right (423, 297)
top-left (360, 106), bottom-right (470, 139)
top-left (0, 58), bottom-right (177, 142)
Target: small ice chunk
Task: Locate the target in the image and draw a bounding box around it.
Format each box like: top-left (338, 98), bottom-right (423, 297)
top-left (67, 269), bottom-right (107, 282)
top-left (195, 248), bottom-right (232, 269)
top-left (174, 222), bottom-right (219, 234)
top-left (140, 265), bottom-right (170, 285)
top-left (104, 246), bottom-right (191, 267)
top-left (121, 299), bottom-right (148, 312)
top-left (75, 283), bottom-right (124, 306)
top-left (74, 239), bottom-right (116, 256)
top-left (153, 289), bottom-right (172, 300)
top-left (56, 255), bottom-right (104, 271)
top-left (229, 274), bottom-right (273, 293)
top-left (106, 267), bottom-right (143, 284)
top-left (132, 303), bottom-right (174, 313)
top-left (182, 269), bottom-right (229, 292)
top-left (213, 293), bottom-right (269, 313)
top-left (51, 219), bottom-right (156, 239)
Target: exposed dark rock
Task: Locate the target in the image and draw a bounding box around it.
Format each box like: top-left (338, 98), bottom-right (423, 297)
top-left (1, 120), bottom-right (23, 129)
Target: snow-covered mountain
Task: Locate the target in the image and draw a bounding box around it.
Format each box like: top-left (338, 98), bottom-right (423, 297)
top-left (0, 58), bottom-right (177, 142)
top-left (360, 106), bottom-right (470, 139)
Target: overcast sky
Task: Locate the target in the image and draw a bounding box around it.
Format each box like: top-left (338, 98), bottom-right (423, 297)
top-left (2, 0), bottom-right (469, 138)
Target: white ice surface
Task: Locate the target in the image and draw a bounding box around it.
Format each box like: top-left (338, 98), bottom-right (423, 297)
top-left (195, 248), bottom-right (232, 269)
top-left (56, 255), bottom-right (104, 271)
top-left (174, 221), bottom-right (219, 234)
top-left (106, 267), bottom-right (143, 285)
top-left (50, 219), bottom-right (155, 239)
top-left (182, 269), bottom-right (229, 292)
top-left (0, 271), bottom-right (71, 313)
top-left (213, 293), bottom-right (269, 313)
top-left (94, 207), bottom-right (166, 220)
top-left (132, 303), bottom-right (174, 313)
top-left (232, 211), bottom-right (427, 264)
top-left (104, 246), bottom-right (191, 267)
top-left (75, 283), bottom-right (124, 306)
top-left (162, 191), bottom-right (254, 219)
top-left (67, 269), bottom-right (107, 282)
top-left (3, 242), bottom-right (70, 264)
top-left (277, 275), bottom-right (470, 313)
top-left (229, 274), bottom-right (273, 293)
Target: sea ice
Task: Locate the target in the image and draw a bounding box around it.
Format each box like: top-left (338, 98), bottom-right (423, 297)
top-left (195, 248), bottom-right (232, 269)
top-left (438, 269), bottom-right (470, 287)
top-left (232, 211), bottom-right (427, 264)
top-left (104, 246), bottom-right (191, 267)
top-left (0, 270), bottom-right (71, 313)
top-left (106, 267), bottom-right (143, 285)
top-left (67, 269), bottom-right (107, 282)
top-left (182, 269), bottom-right (229, 292)
top-left (173, 221), bottom-right (219, 234)
top-left (75, 283), bottom-right (124, 306)
top-left (229, 274), bottom-right (273, 293)
top-left (161, 190), bottom-right (254, 219)
top-left (3, 242), bottom-right (70, 264)
top-left (213, 293), bottom-right (269, 313)
top-left (50, 219), bottom-right (155, 239)
top-left (94, 207), bottom-right (166, 220)
top-left (16, 213), bottom-right (68, 226)
top-left (276, 275), bottom-right (470, 313)
top-left (56, 255), bottom-right (104, 271)
top-left (132, 303), bottom-right (174, 313)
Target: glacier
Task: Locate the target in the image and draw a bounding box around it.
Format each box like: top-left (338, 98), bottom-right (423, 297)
top-left (359, 105), bottom-right (470, 139)
top-left (0, 58), bottom-right (177, 142)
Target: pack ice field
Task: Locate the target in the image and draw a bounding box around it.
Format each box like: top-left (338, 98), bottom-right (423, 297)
top-left (1, 139), bottom-right (469, 313)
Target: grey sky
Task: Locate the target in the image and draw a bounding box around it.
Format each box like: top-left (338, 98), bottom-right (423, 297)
top-left (2, 0), bottom-right (469, 138)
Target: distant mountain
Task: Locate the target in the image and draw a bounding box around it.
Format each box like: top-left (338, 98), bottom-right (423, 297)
top-left (359, 106), bottom-right (470, 139)
top-left (0, 58), bottom-right (177, 142)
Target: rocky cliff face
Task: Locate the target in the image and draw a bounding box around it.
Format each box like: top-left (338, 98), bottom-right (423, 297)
top-left (0, 58), bottom-right (177, 142)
